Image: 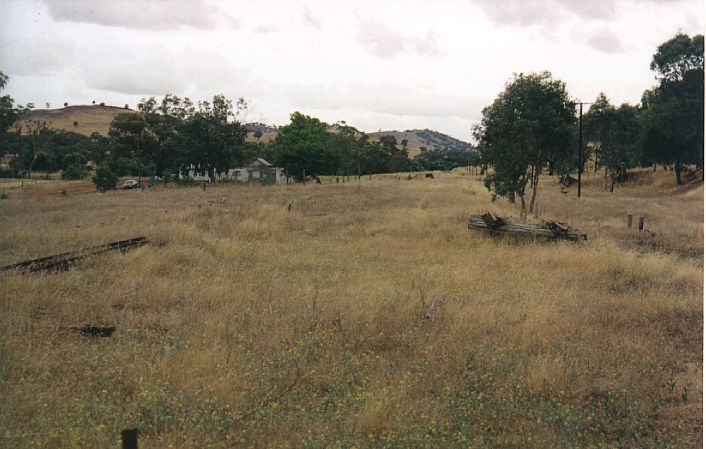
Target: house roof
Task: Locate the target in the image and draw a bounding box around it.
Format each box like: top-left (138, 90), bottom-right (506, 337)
top-left (249, 158), bottom-right (273, 167)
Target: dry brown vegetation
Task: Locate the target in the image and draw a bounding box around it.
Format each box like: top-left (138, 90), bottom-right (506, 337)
top-left (19, 105), bottom-right (135, 137)
top-left (0, 169), bottom-right (702, 448)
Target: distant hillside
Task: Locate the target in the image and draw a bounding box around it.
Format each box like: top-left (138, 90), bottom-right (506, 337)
top-left (368, 129), bottom-right (475, 155)
top-left (244, 122), bottom-right (279, 134)
top-left (244, 122), bottom-right (279, 144)
top-left (18, 104), bottom-right (136, 137)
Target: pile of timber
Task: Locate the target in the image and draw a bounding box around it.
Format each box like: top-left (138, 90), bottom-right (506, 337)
top-left (1, 237), bottom-right (149, 274)
top-left (468, 212), bottom-right (587, 241)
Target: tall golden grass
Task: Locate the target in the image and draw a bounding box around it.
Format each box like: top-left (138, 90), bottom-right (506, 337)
top-left (0, 169), bottom-right (702, 448)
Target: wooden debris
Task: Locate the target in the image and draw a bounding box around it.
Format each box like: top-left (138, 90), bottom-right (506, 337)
top-left (542, 220), bottom-right (569, 234)
top-left (481, 211), bottom-right (504, 227)
top-left (1, 237), bottom-right (149, 273)
top-left (71, 325), bottom-right (116, 338)
top-left (469, 213), bottom-right (586, 241)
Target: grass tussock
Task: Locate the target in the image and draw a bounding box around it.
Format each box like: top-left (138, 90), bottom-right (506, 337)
top-left (0, 170), bottom-right (702, 448)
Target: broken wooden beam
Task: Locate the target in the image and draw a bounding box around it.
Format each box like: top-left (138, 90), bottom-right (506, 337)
top-left (1, 237), bottom-right (149, 273)
top-left (468, 214), bottom-right (587, 241)
top-left (481, 211), bottom-right (504, 227)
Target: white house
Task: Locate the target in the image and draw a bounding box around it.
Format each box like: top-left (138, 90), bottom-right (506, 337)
top-left (180, 158), bottom-right (287, 184)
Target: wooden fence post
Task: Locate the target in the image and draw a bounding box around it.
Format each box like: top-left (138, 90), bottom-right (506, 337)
top-left (639, 217), bottom-right (644, 231)
top-left (121, 428), bottom-right (138, 449)
top-left (627, 214), bottom-right (633, 228)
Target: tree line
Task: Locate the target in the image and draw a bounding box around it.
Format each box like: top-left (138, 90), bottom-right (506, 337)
top-left (0, 84), bottom-right (476, 186)
top-left (474, 32), bottom-right (703, 215)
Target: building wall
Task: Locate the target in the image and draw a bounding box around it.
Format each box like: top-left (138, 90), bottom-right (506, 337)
top-left (180, 165), bottom-right (287, 184)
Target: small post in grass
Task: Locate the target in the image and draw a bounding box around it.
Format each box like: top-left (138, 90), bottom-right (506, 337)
top-left (627, 214), bottom-right (633, 228)
top-left (121, 428), bottom-right (138, 449)
top-left (639, 216), bottom-right (644, 231)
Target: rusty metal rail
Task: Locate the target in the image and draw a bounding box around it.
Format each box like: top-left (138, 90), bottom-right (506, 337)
top-left (1, 237), bottom-right (149, 273)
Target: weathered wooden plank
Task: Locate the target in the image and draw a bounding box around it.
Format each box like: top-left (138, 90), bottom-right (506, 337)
top-left (468, 215), bottom-right (586, 241)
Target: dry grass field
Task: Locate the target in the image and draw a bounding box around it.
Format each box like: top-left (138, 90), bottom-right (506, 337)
top-left (0, 170), bottom-right (702, 448)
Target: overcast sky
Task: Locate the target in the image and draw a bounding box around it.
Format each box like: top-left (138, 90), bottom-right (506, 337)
top-left (0, 0), bottom-right (703, 141)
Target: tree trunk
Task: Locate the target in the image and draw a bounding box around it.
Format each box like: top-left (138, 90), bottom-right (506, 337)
top-left (208, 166), bottom-right (216, 184)
top-left (610, 172), bottom-right (615, 192)
top-left (529, 182), bottom-right (538, 214)
top-left (675, 163), bottom-right (682, 185)
top-left (27, 152), bottom-right (38, 180)
top-left (519, 194), bottom-right (527, 220)
top-left (528, 166), bottom-right (540, 214)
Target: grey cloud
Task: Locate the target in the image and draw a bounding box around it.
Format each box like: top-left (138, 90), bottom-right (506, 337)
top-left (254, 25), bottom-right (278, 34)
top-left (0, 37), bottom-right (74, 77)
top-left (357, 20), bottom-right (444, 59)
top-left (284, 82), bottom-right (479, 119)
top-left (473, 0), bottom-right (611, 27)
top-left (474, 0), bottom-right (556, 26)
top-left (302, 7), bottom-right (321, 29)
top-left (358, 20), bottom-right (406, 58)
top-left (587, 28), bottom-right (625, 53)
top-left (80, 44), bottom-right (252, 96)
top-left (569, 1), bottom-right (617, 21)
top-left (474, 0), bottom-right (689, 27)
top-left (411, 30), bottom-right (443, 56)
top-left (43, 0), bottom-right (237, 30)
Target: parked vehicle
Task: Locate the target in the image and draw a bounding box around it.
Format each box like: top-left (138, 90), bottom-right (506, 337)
top-left (122, 179), bottom-right (139, 189)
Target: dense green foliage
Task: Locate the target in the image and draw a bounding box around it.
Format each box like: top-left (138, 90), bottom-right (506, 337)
top-left (6, 125), bottom-right (108, 178)
top-left (472, 31), bottom-right (703, 204)
top-left (274, 114), bottom-right (476, 180)
top-left (474, 71), bottom-right (576, 214)
top-left (92, 161), bottom-right (119, 192)
top-left (108, 95), bottom-right (248, 182)
top-left (178, 96), bottom-right (248, 182)
top-left (642, 33), bottom-right (703, 184)
top-left (583, 93), bottom-right (642, 189)
top-left (0, 71), bottom-right (26, 154)
top-left (274, 112), bottom-right (335, 179)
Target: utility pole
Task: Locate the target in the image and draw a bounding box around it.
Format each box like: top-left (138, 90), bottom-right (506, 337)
top-left (574, 102), bottom-right (591, 198)
top-left (578, 103), bottom-right (583, 198)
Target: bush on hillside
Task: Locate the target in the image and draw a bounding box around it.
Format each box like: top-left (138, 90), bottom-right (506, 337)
top-left (92, 162), bottom-right (118, 192)
top-left (62, 163), bottom-right (89, 180)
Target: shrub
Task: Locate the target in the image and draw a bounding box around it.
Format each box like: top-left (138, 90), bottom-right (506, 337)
top-left (63, 163), bottom-right (89, 180)
top-left (92, 162), bottom-right (118, 192)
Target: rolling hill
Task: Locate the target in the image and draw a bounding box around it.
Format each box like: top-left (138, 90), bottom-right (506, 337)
top-left (368, 129), bottom-right (474, 154)
top-left (18, 104), bottom-right (136, 137)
